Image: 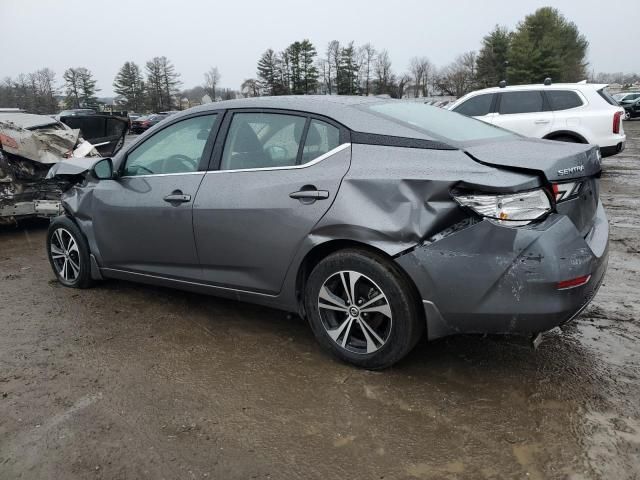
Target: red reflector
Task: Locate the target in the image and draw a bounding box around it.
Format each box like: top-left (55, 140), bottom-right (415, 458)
top-left (557, 275), bottom-right (591, 290)
top-left (613, 111), bottom-right (622, 134)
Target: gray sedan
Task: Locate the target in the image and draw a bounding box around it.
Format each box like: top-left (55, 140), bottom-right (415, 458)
top-left (46, 96), bottom-right (608, 369)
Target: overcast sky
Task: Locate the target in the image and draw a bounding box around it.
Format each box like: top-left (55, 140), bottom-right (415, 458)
top-left (2, 0), bottom-right (638, 97)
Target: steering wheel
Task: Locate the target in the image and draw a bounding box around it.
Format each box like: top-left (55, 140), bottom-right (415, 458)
top-left (160, 154), bottom-right (197, 173)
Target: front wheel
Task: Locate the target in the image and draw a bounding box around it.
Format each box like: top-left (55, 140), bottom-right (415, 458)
top-left (304, 249), bottom-right (424, 369)
top-left (47, 216), bottom-right (93, 288)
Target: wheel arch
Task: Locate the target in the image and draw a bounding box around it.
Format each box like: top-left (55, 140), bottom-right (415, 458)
top-left (294, 239), bottom-right (424, 324)
top-left (543, 130), bottom-right (588, 143)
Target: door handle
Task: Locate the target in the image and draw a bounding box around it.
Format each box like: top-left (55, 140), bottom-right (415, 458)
top-left (534, 119), bottom-right (550, 124)
top-left (289, 190), bottom-right (330, 200)
top-left (163, 191), bottom-right (191, 203)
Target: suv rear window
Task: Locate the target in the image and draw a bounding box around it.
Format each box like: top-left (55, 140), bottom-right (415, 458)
top-left (597, 88), bottom-right (618, 106)
top-left (546, 90), bottom-right (583, 110)
top-left (499, 91), bottom-right (544, 114)
top-left (452, 94), bottom-right (494, 117)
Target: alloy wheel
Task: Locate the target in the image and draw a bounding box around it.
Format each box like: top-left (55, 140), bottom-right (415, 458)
top-left (317, 270), bottom-right (392, 354)
top-left (50, 228), bottom-right (81, 282)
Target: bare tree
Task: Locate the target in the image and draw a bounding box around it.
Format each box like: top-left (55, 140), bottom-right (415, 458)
top-left (326, 40), bottom-right (341, 95)
top-left (241, 78), bottom-right (260, 97)
top-left (204, 67), bottom-right (221, 101)
top-left (374, 50), bottom-right (393, 95)
top-left (396, 73), bottom-right (411, 99)
top-left (409, 57), bottom-right (433, 97)
top-left (359, 43), bottom-right (376, 96)
top-left (434, 52), bottom-right (477, 97)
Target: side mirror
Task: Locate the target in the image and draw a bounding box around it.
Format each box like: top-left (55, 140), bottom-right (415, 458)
top-left (92, 158), bottom-right (114, 180)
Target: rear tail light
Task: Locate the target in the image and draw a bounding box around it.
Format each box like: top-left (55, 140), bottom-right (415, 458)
top-left (613, 111), bottom-right (622, 134)
top-left (557, 275), bottom-right (591, 290)
top-left (552, 181), bottom-right (582, 202)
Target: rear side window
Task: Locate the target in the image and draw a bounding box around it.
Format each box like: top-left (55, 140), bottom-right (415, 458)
top-left (301, 120), bottom-right (340, 164)
top-left (221, 113), bottom-right (306, 170)
top-left (453, 94), bottom-right (494, 117)
top-left (546, 90), bottom-right (583, 111)
top-left (499, 91), bottom-right (544, 114)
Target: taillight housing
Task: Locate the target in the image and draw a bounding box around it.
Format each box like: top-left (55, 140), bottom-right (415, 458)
top-left (552, 181), bottom-right (583, 202)
top-left (613, 111), bottom-right (622, 134)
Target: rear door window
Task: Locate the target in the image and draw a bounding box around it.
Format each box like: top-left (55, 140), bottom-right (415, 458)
top-left (499, 91), bottom-right (544, 114)
top-left (453, 94), bottom-right (494, 117)
top-left (221, 113), bottom-right (306, 170)
top-left (301, 120), bottom-right (340, 164)
top-left (546, 90), bottom-right (583, 111)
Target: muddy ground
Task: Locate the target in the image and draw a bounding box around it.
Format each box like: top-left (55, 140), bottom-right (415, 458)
top-left (1, 123), bottom-right (639, 480)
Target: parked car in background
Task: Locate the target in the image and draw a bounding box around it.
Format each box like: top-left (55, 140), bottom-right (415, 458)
top-left (449, 82), bottom-right (626, 157)
top-left (130, 114), bottom-right (169, 134)
top-left (54, 109), bottom-right (96, 121)
top-left (613, 92), bottom-right (640, 104)
top-left (46, 96), bottom-right (608, 369)
top-left (620, 97), bottom-right (640, 119)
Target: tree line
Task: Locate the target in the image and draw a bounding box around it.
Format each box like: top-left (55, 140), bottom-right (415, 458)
top-left (1, 7), bottom-right (639, 115)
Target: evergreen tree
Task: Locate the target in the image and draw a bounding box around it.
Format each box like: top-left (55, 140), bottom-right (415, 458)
top-left (113, 61), bottom-right (145, 111)
top-left (145, 56), bottom-right (181, 111)
top-left (476, 26), bottom-right (511, 87)
top-left (508, 7), bottom-right (588, 84)
top-left (257, 49), bottom-right (286, 95)
top-left (299, 39), bottom-right (318, 94)
top-left (337, 41), bottom-right (359, 95)
top-left (64, 67), bottom-right (98, 108)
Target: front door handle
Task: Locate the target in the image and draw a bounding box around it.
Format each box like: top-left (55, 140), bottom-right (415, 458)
top-left (289, 190), bottom-right (330, 200)
top-left (163, 191), bottom-right (191, 203)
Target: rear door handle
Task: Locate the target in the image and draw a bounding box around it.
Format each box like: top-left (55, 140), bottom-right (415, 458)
top-left (534, 119), bottom-right (550, 124)
top-left (163, 192), bottom-right (191, 203)
top-left (289, 190), bottom-right (330, 200)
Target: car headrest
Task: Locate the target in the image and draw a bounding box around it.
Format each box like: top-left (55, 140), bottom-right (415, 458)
top-left (235, 122), bottom-right (262, 153)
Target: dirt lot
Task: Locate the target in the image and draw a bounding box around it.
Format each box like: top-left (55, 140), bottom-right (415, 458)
top-left (1, 123), bottom-right (639, 480)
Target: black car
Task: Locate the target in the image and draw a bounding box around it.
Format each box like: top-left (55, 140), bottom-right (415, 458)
top-left (621, 98), bottom-right (640, 119)
top-left (130, 114), bottom-right (168, 134)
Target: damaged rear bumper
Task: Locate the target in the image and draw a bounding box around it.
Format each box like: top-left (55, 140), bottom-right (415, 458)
top-left (395, 201), bottom-right (609, 339)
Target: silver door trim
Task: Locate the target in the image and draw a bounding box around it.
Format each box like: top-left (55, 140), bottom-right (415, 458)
top-left (120, 171), bottom-right (206, 179)
top-left (207, 143), bottom-right (351, 174)
top-left (101, 268), bottom-right (278, 297)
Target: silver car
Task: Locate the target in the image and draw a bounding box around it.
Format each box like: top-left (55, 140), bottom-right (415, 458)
top-left (46, 96), bottom-right (609, 369)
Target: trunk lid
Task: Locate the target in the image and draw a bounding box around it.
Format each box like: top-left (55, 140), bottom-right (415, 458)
top-left (463, 137), bottom-right (601, 182)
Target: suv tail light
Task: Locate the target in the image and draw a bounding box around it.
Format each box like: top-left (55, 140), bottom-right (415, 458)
top-left (613, 111), bottom-right (622, 134)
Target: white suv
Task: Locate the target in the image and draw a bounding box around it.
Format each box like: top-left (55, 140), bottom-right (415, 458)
top-left (448, 82), bottom-right (626, 157)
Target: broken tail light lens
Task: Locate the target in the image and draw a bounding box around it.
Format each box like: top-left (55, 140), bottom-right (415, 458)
top-left (453, 189), bottom-right (552, 227)
top-left (552, 181), bottom-right (582, 202)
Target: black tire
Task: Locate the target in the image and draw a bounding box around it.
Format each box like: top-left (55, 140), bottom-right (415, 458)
top-left (304, 249), bottom-right (424, 369)
top-left (46, 216), bottom-right (93, 289)
top-left (549, 135), bottom-right (581, 144)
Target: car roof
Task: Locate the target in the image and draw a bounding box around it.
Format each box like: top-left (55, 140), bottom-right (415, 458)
top-left (179, 96), bottom-right (437, 140)
top-left (464, 83), bottom-right (609, 96)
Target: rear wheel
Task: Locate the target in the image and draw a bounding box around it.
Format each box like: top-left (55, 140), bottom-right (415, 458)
top-left (47, 216), bottom-right (93, 288)
top-left (304, 249), bottom-right (424, 369)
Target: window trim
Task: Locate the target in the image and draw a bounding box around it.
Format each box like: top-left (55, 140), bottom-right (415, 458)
top-left (495, 90), bottom-right (550, 115)
top-left (119, 111), bottom-right (222, 177)
top-left (542, 89), bottom-right (585, 111)
top-left (208, 108), bottom-right (350, 172)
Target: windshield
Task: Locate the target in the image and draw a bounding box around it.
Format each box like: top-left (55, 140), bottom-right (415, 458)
top-left (365, 102), bottom-right (516, 145)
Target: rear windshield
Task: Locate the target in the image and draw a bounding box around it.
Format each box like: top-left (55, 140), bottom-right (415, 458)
top-left (365, 102), bottom-right (515, 144)
top-left (597, 88), bottom-right (619, 106)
